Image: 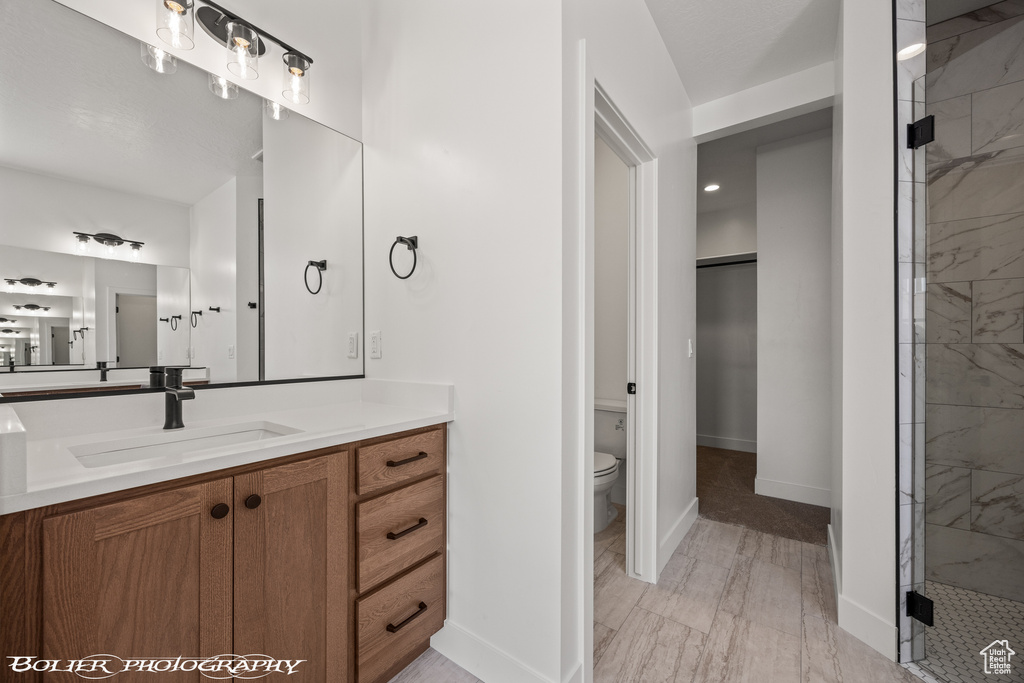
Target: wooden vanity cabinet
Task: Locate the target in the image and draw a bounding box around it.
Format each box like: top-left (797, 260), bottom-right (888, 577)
top-left (0, 425), bottom-right (446, 683)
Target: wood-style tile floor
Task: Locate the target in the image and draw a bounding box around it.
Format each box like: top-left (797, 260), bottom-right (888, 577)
top-left (392, 508), bottom-right (920, 682)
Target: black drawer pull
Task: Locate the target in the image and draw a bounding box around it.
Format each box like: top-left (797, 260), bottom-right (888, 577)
top-left (387, 518), bottom-right (428, 540)
top-left (386, 452), bottom-right (429, 468)
top-left (245, 494), bottom-right (262, 509)
top-left (210, 503), bottom-right (230, 519)
top-left (386, 602), bottom-right (428, 633)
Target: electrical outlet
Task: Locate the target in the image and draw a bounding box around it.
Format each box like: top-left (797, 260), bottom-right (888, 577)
top-left (370, 331), bottom-right (382, 359)
top-left (227, 345), bottom-right (235, 359)
top-left (347, 332), bottom-right (359, 359)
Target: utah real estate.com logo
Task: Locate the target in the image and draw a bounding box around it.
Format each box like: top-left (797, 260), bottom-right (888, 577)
top-left (980, 639), bottom-right (1015, 676)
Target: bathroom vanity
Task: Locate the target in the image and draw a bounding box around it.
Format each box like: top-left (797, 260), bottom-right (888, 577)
top-left (0, 381), bottom-right (453, 683)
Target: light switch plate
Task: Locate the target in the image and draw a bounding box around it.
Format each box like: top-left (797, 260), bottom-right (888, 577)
top-left (347, 332), bottom-right (359, 359)
top-left (369, 331), bottom-right (381, 359)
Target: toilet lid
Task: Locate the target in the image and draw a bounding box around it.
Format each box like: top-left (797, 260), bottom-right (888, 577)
top-left (595, 451), bottom-right (617, 474)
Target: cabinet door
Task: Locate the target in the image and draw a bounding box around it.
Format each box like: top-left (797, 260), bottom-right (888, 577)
top-left (233, 453), bottom-right (346, 682)
top-left (42, 479), bottom-right (233, 677)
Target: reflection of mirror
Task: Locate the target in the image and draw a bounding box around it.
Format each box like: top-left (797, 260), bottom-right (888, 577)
top-left (0, 0), bottom-right (363, 394)
top-left (0, 246), bottom-right (193, 371)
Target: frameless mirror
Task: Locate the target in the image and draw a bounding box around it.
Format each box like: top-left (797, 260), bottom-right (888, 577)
top-left (0, 0), bottom-right (363, 396)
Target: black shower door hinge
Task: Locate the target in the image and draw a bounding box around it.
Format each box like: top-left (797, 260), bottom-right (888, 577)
top-left (906, 590), bottom-right (934, 626)
top-left (907, 115), bottom-right (935, 149)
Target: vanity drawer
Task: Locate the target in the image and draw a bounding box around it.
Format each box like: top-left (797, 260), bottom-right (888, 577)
top-left (356, 554), bottom-right (445, 683)
top-left (356, 428), bottom-right (444, 495)
top-left (357, 475), bottom-right (444, 592)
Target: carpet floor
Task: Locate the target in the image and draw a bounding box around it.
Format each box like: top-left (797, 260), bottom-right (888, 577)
top-left (697, 445), bottom-right (830, 546)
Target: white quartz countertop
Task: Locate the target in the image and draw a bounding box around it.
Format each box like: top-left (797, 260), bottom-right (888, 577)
top-left (0, 379), bottom-right (454, 515)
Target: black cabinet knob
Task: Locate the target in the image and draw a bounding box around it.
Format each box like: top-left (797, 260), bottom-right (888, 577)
top-left (210, 503), bottom-right (230, 519)
top-left (245, 494), bottom-right (262, 509)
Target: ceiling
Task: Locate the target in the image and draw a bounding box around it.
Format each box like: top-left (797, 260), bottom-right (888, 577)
top-left (0, 0), bottom-right (264, 206)
top-left (697, 108), bottom-right (833, 215)
top-left (644, 0), bottom-right (841, 106)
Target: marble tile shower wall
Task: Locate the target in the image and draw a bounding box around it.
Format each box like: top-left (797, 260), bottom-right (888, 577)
top-left (924, 2), bottom-right (1024, 607)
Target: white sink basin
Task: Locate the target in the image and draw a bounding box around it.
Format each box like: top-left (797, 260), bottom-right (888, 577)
top-left (69, 421), bottom-right (303, 468)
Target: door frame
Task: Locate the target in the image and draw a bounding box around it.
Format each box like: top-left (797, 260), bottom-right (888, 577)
top-left (592, 82), bottom-right (659, 584)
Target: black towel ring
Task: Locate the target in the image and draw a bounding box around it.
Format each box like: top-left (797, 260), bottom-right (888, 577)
top-left (170, 314), bottom-right (182, 331)
top-left (305, 259), bottom-right (327, 295)
top-left (389, 236), bottom-right (419, 280)
top-left (190, 310), bottom-right (203, 328)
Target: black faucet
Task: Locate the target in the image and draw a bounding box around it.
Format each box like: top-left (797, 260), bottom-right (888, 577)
top-left (97, 361), bottom-right (108, 382)
top-left (163, 367), bottom-right (195, 430)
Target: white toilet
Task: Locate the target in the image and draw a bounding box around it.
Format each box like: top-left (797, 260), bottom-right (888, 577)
top-left (594, 451), bottom-right (621, 533)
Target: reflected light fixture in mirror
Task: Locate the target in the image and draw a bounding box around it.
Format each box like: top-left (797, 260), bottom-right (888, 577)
top-left (226, 22), bottom-right (259, 79)
top-left (282, 52), bottom-right (311, 105)
top-left (141, 42), bottom-right (177, 74)
top-left (156, 0), bottom-right (195, 50)
top-left (264, 99), bottom-right (289, 121)
top-left (704, 183), bottom-right (720, 192)
top-left (72, 232), bottom-right (145, 258)
top-left (897, 42), bottom-right (926, 60)
top-left (5, 278), bottom-right (57, 292)
top-left (209, 73), bottom-right (238, 99)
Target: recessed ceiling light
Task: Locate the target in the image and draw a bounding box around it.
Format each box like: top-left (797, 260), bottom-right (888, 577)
top-left (897, 43), bottom-right (926, 61)
top-left (704, 184), bottom-right (720, 192)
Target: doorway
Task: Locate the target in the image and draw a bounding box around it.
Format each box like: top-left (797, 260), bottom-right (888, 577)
top-left (115, 293), bottom-right (158, 367)
top-left (51, 325), bottom-right (70, 364)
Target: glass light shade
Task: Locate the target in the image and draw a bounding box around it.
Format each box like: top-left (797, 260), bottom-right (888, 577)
top-left (282, 52), bottom-right (310, 105)
top-left (140, 42), bottom-right (177, 74)
top-left (264, 99), bottom-right (289, 121)
top-left (130, 244), bottom-right (143, 261)
top-left (76, 234), bottom-right (90, 252)
top-left (156, 0), bottom-right (194, 50)
top-left (226, 22), bottom-right (259, 80)
top-left (209, 73), bottom-right (238, 100)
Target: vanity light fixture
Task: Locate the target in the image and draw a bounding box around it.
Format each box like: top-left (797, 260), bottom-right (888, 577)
top-left (156, 0), bottom-right (195, 50)
top-left (13, 304), bottom-right (50, 312)
top-left (5, 278), bottom-right (58, 292)
top-left (1, 329), bottom-right (19, 335)
top-left (209, 73), bottom-right (238, 100)
top-left (193, 2), bottom-right (312, 103)
top-left (0, 318), bottom-right (15, 324)
top-left (226, 21), bottom-right (259, 80)
top-left (704, 184), bottom-right (720, 192)
top-left (897, 42), bottom-right (926, 61)
top-left (264, 99), bottom-right (289, 121)
top-left (282, 52), bottom-right (311, 105)
top-left (73, 232), bottom-right (145, 257)
top-left (141, 42), bottom-right (177, 74)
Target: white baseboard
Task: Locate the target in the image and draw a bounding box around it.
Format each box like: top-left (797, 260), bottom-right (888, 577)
top-left (696, 434), bottom-right (757, 452)
top-left (755, 476), bottom-right (830, 507)
top-left (827, 523), bottom-right (841, 594)
top-left (431, 621), bottom-right (554, 683)
top-left (837, 593), bottom-right (898, 660)
top-left (657, 497), bottom-right (699, 577)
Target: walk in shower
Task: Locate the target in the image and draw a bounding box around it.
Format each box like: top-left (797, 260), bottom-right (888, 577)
top-left (898, 2), bottom-right (1024, 680)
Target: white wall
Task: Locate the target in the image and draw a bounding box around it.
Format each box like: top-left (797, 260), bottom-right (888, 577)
top-left (53, 0), bottom-right (362, 139)
top-left (696, 204), bottom-right (757, 259)
top-left (263, 115), bottom-right (363, 380)
top-left (594, 136), bottom-right (629, 403)
top-left (363, 4), bottom-right (564, 680)
top-left (830, 0), bottom-right (897, 659)
top-left (190, 179), bottom-right (237, 382)
top-left (156, 266), bottom-right (190, 367)
top-left (756, 130), bottom-right (833, 507)
top-left (696, 263), bottom-right (757, 452)
top-left (0, 165), bottom-right (190, 267)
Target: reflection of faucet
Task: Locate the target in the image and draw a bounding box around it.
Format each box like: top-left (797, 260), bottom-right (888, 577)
top-left (97, 361), bottom-right (108, 382)
top-left (615, 418), bottom-right (625, 431)
top-left (163, 367), bottom-right (195, 430)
